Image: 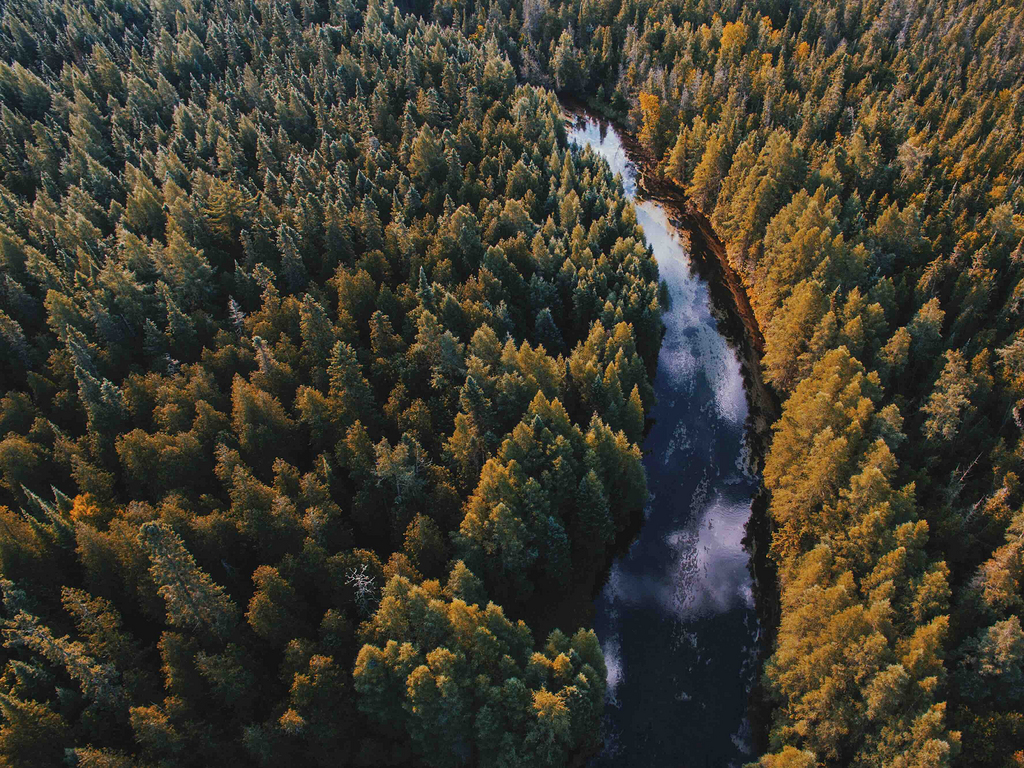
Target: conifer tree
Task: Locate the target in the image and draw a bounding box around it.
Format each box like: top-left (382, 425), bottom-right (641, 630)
top-left (139, 522), bottom-right (238, 642)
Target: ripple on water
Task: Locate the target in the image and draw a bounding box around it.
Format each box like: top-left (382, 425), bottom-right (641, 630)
top-left (662, 422), bottom-right (693, 466)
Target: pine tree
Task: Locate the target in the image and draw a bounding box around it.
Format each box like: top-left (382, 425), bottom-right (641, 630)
top-left (3, 581), bottom-right (125, 709)
top-left (139, 522), bottom-right (238, 642)
top-left (552, 32), bottom-right (582, 92)
top-left (0, 694), bottom-right (69, 768)
top-left (327, 341), bottom-right (375, 425)
top-left (666, 129), bottom-right (688, 184)
top-left (922, 349), bottom-right (975, 444)
top-left (408, 123), bottom-right (443, 187)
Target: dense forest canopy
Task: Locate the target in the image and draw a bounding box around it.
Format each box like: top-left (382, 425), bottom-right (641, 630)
top-left (3, 0), bottom-right (1024, 765)
top-left (0, 0), bottom-right (663, 765)
top-left (448, 0), bottom-right (1023, 763)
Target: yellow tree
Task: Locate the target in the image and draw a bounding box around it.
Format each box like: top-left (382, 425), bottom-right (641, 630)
top-left (637, 92), bottom-right (662, 152)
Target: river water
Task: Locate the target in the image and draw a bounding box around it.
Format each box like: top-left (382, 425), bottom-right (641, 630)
top-left (568, 116), bottom-right (762, 766)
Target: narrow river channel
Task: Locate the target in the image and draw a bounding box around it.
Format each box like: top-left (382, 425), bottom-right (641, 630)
top-left (568, 116), bottom-right (762, 767)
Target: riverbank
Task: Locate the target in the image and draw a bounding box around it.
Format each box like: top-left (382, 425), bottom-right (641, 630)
top-left (561, 98), bottom-right (782, 757)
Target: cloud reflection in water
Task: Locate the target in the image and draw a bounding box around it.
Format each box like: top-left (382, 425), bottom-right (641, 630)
top-left (570, 114), bottom-right (759, 766)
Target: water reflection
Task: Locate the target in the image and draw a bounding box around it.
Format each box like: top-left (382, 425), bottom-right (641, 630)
top-left (635, 204), bottom-right (748, 427)
top-left (667, 496), bottom-right (756, 618)
top-left (570, 115), bottom-right (761, 766)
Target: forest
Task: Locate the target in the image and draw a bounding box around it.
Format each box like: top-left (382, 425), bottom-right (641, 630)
top-left (0, 0), bottom-right (662, 764)
top-left (471, 0), bottom-right (1024, 763)
top-left (0, 0), bottom-right (1022, 765)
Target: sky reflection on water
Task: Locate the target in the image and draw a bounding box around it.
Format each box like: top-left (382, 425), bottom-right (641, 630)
top-left (570, 116), bottom-right (760, 767)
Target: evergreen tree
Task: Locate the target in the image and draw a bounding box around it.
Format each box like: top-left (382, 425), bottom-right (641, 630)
top-left (139, 522), bottom-right (238, 642)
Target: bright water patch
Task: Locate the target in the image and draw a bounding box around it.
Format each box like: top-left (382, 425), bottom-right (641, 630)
top-left (570, 115), bottom-right (761, 767)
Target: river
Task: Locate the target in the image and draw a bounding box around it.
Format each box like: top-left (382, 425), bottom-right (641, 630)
top-left (568, 115), bottom-right (763, 766)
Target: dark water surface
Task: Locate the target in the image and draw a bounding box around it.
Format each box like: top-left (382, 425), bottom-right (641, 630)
top-left (569, 117), bottom-right (761, 767)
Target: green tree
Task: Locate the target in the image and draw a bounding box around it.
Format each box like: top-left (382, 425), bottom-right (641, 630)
top-left (921, 350), bottom-right (975, 444)
top-left (139, 522), bottom-right (238, 642)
